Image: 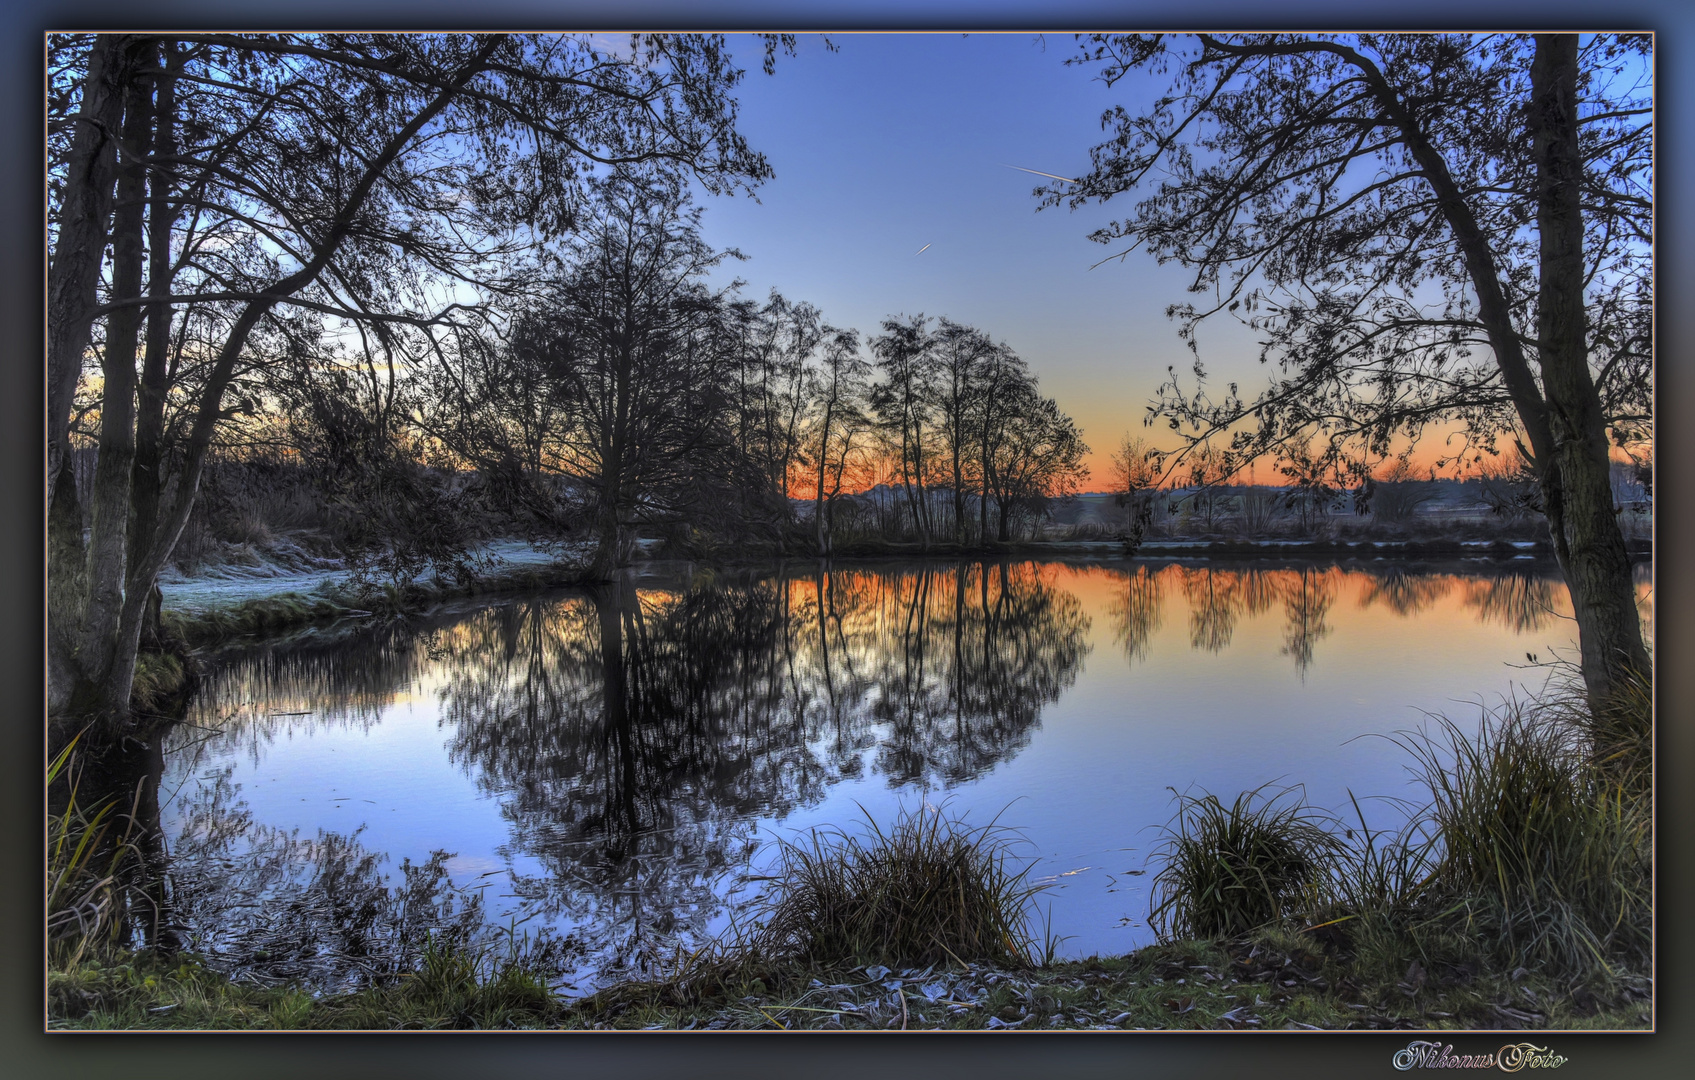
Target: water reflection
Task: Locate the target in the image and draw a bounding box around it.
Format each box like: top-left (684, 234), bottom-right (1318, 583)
top-left (1280, 567), bottom-right (1337, 675)
top-left (166, 768), bottom-right (504, 989)
top-left (1460, 574), bottom-right (1559, 634)
top-left (156, 556), bottom-right (1641, 990)
top-left (1106, 566), bottom-right (1164, 667)
top-left (166, 561), bottom-right (1091, 983)
top-left (1100, 563), bottom-right (1594, 677)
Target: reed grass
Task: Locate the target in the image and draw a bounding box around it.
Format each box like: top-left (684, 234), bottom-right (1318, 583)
top-left (1391, 697), bottom-right (1651, 978)
top-left (1148, 670), bottom-right (1652, 987)
top-left (48, 734), bottom-right (144, 964)
top-left (753, 803), bottom-right (1047, 969)
top-left (1148, 783), bottom-right (1343, 941)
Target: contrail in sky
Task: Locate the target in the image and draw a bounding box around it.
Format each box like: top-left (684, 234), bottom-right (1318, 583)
top-left (1002, 163), bottom-right (1078, 184)
top-left (914, 243), bottom-right (931, 256)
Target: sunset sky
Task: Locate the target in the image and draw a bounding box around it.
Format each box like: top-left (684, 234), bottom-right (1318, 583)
top-left (688, 32), bottom-right (1479, 489)
top-left (691, 32), bottom-right (1276, 488)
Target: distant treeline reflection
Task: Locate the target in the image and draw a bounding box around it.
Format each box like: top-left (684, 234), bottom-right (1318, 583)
top-left (1107, 562), bottom-right (1570, 674)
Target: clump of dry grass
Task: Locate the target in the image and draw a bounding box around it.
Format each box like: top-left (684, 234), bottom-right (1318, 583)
top-left (48, 734), bottom-right (145, 964)
top-left (1148, 665), bottom-right (1652, 986)
top-left (1149, 784), bottom-right (1342, 941)
top-left (753, 804), bottom-right (1047, 969)
top-left (1391, 691), bottom-right (1651, 978)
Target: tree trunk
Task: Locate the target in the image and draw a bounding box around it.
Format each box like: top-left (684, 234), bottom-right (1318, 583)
top-left (814, 398), bottom-right (833, 557)
top-left (76, 44), bottom-right (154, 730)
top-left (127, 41), bottom-right (182, 646)
top-left (47, 36), bottom-right (131, 716)
top-left (49, 39), bottom-right (500, 728)
top-left (1353, 35), bottom-right (1647, 712)
top-left (48, 35), bottom-right (130, 494)
top-left (588, 494), bottom-right (630, 581)
top-left (1530, 34), bottom-right (1650, 710)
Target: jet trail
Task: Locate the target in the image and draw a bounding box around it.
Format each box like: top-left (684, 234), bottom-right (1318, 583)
top-left (1002, 163), bottom-right (1078, 184)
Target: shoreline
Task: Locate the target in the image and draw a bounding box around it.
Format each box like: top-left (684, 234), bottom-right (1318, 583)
top-left (49, 935), bottom-right (1651, 1031)
top-left (157, 534), bottom-right (1651, 650)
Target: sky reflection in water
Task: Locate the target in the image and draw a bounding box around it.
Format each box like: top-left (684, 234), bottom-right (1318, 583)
top-left (160, 558), bottom-right (1650, 993)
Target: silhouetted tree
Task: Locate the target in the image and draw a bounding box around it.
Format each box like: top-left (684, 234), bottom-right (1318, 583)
top-left (1044, 32), bottom-right (1650, 707)
top-left (801, 328), bottom-right (873, 556)
top-left (869, 315), bottom-right (939, 544)
top-left (48, 32), bottom-right (785, 729)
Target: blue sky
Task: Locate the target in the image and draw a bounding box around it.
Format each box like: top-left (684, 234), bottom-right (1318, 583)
top-left (692, 33), bottom-right (1268, 484)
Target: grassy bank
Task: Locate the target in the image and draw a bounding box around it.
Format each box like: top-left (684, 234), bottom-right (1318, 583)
top-left (47, 932), bottom-right (1650, 1031)
top-left (158, 556), bottom-right (591, 651)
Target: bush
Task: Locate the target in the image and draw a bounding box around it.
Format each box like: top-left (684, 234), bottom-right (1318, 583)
top-left (754, 804), bottom-right (1046, 969)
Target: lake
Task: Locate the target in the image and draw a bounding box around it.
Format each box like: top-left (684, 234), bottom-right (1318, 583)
top-left (156, 556), bottom-right (1652, 994)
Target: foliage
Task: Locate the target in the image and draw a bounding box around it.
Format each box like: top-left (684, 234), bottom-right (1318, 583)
top-left (48, 30), bottom-right (791, 722)
top-left (1045, 32), bottom-right (1650, 470)
top-left (1476, 448), bottom-right (1544, 520)
top-left (1042, 32), bottom-right (1652, 706)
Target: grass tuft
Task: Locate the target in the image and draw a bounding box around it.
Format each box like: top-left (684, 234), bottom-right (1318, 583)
top-left (1147, 672), bottom-right (1652, 989)
top-left (753, 803), bottom-right (1047, 969)
top-left (1149, 783), bottom-right (1342, 941)
top-left (1391, 697), bottom-right (1651, 978)
top-left (48, 734), bottom-right (145, 965)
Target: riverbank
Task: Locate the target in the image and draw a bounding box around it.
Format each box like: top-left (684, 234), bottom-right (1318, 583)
top-left (153, 539), bottom-right (596, 653)
top-left (151, 532), bottom-right (1634, 659)
top-left (47, 934), bottom-right (1650, 1031)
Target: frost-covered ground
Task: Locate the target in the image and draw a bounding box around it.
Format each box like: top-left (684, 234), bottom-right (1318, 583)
top-left (158, 538), bottom-right (586, 613)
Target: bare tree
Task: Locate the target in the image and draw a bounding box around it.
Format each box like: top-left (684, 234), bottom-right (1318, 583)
top-left (801, 328), bottom-right (872, 556)
top-left (930, 318), bottom-right (996, 544)
top-left (868, 315), bottom-right (938, 544)
top-left (499, 179), bottom-right (741, 579)
top-left (1109, 433), bottom-right (1162, 544)
top-left (984, 378), bottom-right (1090, 542)
top-left (1043, 32), bottom-right (1650, 707)
top-left (1367, 457), bottom-right (1440, 524)
top-left (47, 32), bottom-right (784, 728)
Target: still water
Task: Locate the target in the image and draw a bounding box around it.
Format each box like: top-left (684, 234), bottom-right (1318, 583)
top-left (158, 557), bottom-right (1650, 993)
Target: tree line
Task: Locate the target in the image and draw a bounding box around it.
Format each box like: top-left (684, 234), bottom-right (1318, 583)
top-left (46, 33), bottom-right (1086, 732)
top-left (46, 31), bottom-right (1654, 729)
top-left (421, 179), bottom-right (1088, 574)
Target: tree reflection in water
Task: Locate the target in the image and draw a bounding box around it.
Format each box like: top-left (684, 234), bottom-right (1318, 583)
top-left (1105, 565), bottom-right (1164, 667)
top-left (361, 562), bottom-right (1083, 980)
top-left (1461, 573), bottom-right (1558, 634)
top-left (431, 577), bottom-right (811, 976)
top-left (159, 556), bottom-right (1616, 989)
top-left (1105, 562), bottom-right (1588, 676)
top-left (163, 768), bottom-right (515, 991)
